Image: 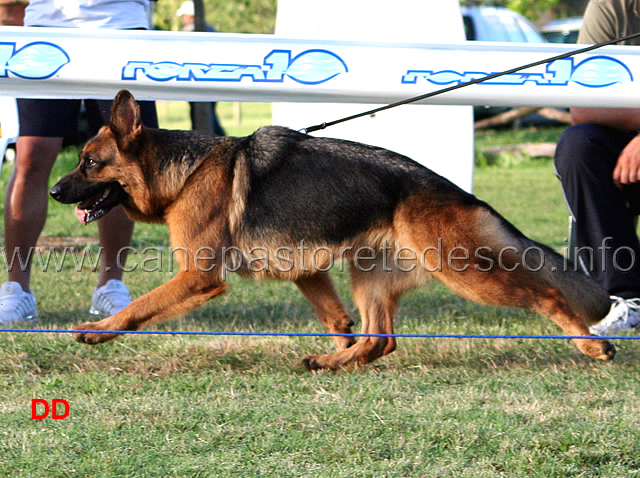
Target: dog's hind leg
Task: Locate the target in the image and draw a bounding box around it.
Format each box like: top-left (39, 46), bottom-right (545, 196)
top-left (302, 267), bottom-right (399, 371)
top-left (396, 196), bottom-right (615, 362)
top-left (526, 287), bottom-right (615, 361)
top-left (295, 272), bottom-right (356, 351)
top-left (434, 265), bottom-right (615, 361)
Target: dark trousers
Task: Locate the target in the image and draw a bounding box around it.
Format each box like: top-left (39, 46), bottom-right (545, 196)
top-left (554, 123), bottom-right (640, 298)
top-left (18, 98), bottom-right (158, 142)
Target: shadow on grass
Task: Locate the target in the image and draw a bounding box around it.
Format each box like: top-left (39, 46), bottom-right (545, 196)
top-left (9, 277), bottom-right (639, 377)
top-left (7, 312), bottom-right (638, 379)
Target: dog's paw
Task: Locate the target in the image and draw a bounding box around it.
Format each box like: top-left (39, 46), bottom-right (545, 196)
top-left (578, 338), bottom-right (616, 361)
top-left (301, 354), bottom-right (324, 371)
top-left (593, 340), bottom-right (616, 361)
top-left (301, 353), bottom-right (347, 372)
top-left (73, 322), bottom-right (120, 345)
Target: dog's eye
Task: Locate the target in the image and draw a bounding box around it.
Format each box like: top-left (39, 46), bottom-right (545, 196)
top-left (85, 158), bottom-right (98, 169)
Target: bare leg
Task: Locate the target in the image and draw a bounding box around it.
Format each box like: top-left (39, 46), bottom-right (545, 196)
top-left (4, 136), bottom-right (62, 291)
top-left (97, 205), bottom-right (134, 286)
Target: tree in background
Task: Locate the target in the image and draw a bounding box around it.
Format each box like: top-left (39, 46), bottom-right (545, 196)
top-left (153, 0), bottom-right (277, 33)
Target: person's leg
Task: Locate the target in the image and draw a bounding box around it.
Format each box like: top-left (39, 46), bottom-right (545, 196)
top-left (95, 206), bottom-right (134, 287)
top-left (5, 99), bottom-right (80, 292)
top-left (0, 98), bottom-right (80, 324)
top-left (554, 123), bottom-right (640, 298)
top-left (211, 102), bottom-right (225, 136)
top-left (4, 136), bottom-right (62, 291)
top-left (555, 124), bottom-right (640, 334)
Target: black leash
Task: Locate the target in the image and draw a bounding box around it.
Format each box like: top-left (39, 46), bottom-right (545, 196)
top-left (301, 31), bottom-right (640, 134)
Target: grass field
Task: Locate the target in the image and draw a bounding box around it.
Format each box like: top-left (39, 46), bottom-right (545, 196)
top-left (1, 107), bottom-right (640, 477)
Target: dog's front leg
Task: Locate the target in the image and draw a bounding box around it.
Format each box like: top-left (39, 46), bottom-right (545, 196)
top-left (74, 270), bottom-right (227, 344)
top-left (294, 273), bottom-right (356, 351)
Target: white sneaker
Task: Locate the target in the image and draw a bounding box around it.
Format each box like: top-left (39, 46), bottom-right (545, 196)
top-left (89, 279), bottom-right (131, 317)
top-left (0, 281), bottom-right (38, 326)
top-left (589, 296), bottom-right (640, 335)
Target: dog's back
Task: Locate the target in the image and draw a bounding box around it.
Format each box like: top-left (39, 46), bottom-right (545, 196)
top-left (237, 126), bottom-right (471, 244)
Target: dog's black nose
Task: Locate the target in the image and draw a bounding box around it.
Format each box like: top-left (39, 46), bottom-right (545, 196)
top-left (49, 184), bottom-right (63, 200)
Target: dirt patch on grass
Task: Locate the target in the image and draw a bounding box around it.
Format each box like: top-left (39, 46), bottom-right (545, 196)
top-left (36, 236), bottom-right (98, 250)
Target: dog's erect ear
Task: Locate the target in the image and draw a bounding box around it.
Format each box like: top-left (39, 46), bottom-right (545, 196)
top-left (109, 90), bottom-right (142, 139)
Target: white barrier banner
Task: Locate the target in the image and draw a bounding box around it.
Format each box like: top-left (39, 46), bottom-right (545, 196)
top-left (1, 26), bottom-right (640, 108)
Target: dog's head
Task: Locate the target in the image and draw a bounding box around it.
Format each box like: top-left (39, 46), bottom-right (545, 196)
top-left (50, 90), bottom-right (144, 224)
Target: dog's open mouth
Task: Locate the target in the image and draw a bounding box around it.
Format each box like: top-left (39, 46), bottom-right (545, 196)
top-left (75, 183), bottom-right (125, 225)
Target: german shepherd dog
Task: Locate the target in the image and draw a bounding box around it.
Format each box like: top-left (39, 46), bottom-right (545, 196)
top-left (50, 90), bottom-right (615, 370)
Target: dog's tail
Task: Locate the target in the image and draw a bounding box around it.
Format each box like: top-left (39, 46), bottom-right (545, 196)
top-left (514, 229), bottom-right (611, 325)
top-left (398, 194), bottom-right (611, 326)
top-left (472, 203), bottom-right (611, 325)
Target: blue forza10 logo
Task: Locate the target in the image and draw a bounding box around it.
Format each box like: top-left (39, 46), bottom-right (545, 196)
top-left (0, 43), bottom-right (348, 85)
top-left (0, 41), bottom-right (69, 79)
top-left (0, 40), bottom-right (633, 91)
top-left (122, 49), bottom-right (349, 85)
top-left (402, 56), bottom-right (633, 88)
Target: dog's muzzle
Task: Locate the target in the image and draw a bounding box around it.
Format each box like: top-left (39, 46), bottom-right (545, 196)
top-left (50, 179), bottom-right (126, 225)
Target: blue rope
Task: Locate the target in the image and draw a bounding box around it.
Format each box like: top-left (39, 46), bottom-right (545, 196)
top-left (0, 328), bottom-right (638, 340)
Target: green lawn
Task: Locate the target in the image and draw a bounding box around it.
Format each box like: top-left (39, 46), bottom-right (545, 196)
top-left (156, 100), bottom-right (273, 136)
top-left (1, 114), bottom-right (639, 477)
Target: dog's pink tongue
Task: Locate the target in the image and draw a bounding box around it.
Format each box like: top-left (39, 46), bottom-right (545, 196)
top-left (75, 205), bottom-right (88, 225)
